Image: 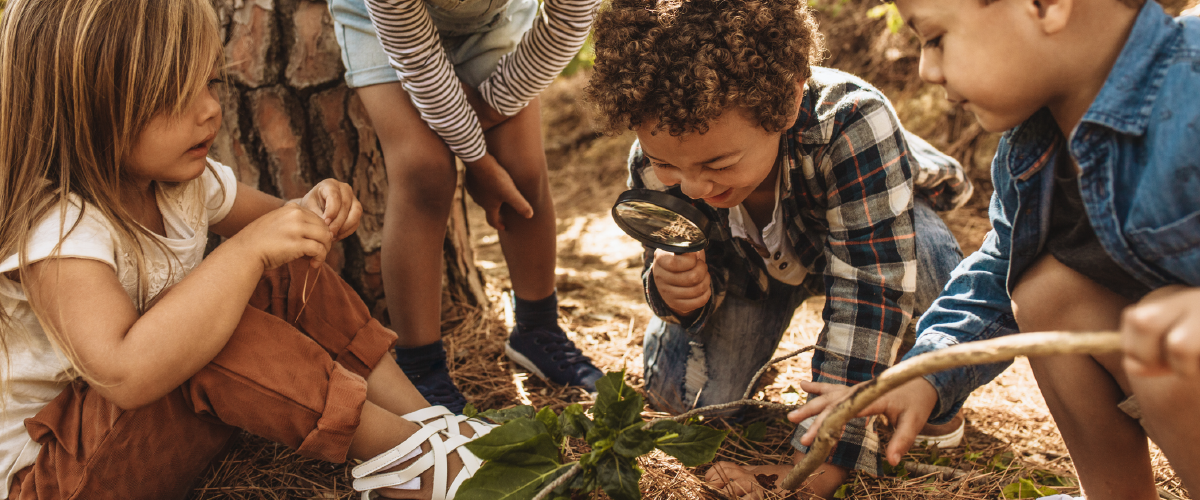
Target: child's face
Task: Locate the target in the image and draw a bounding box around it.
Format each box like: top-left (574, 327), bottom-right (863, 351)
top-left (636, 107), bottom-right (786, 209)
top-left (124, 71), bottom-right (223, 186)
top-left (895, 0), bottom-right (1058, 133)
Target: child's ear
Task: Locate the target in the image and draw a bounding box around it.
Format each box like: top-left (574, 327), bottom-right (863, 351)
top-left (1028, 0), bottom-right (1072, 34)
top-left (789, 79), bottom-right (807, 123)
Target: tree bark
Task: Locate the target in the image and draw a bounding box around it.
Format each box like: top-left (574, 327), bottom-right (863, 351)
top-left (209, 0), bottom-right (488, 318)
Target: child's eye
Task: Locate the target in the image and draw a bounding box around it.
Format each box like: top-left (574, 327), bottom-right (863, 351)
top-left (923, 35), bottom-right (943, 49)
top-left (649, 161), bottom-right (673, 169)
top-left (208, 78), bottom-right (225, 86)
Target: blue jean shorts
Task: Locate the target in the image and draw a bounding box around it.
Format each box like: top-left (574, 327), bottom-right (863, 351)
top-left (329, 0), bottom-right (538, 88)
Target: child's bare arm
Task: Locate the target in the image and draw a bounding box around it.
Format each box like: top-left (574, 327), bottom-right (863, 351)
top-left (25, 204), bottom-right (333, 410)
top-left (790, 379), bottom-right (939, 467)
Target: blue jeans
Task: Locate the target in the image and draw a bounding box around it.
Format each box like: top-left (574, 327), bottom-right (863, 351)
top-left (643, 198), bottom-right (963, 414)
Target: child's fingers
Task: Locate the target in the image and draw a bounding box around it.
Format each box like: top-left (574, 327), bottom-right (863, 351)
top-left (653, 250), bottom-right (701, 273)
top-left (1122, 300), bottom-right (1176, 376)
top-left (1165, 319), bottom-right (1200, 378)
top-left (885, 409), bottom-right (926, 466)
top-left (337, 199), bottom-right (363, 240)
top-left (484, 205), bottom-right (506, 231)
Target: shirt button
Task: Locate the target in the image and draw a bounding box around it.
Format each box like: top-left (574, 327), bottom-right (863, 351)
top-left (780, 262), bottom-right (789, 270)
top-left (774, 252), bottom-right (782, 260)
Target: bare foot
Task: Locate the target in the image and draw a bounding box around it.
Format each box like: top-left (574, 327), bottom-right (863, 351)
top-left (704, 455), bottom-right (849, 500)
top-left (376, 421), bottom-right (478, 500)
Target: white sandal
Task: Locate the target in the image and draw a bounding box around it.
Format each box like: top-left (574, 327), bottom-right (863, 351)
top-left (352, 406), bottom-right (496, 500)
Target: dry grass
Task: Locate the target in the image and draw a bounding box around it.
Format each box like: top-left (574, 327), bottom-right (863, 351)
top-left (189, 2), bottom-right (1200, 498)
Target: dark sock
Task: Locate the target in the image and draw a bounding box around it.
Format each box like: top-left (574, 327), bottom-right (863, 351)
top-left (394, 340), bottom-right (447, 377)
top-left (512, 291), bottom-right (560, 335)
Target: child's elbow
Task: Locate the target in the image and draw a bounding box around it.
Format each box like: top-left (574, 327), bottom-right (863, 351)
top-left (90, 377), bottom-right (166, 411)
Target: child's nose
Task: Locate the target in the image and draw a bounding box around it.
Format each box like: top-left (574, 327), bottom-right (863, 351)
top-left (918, 51), bottom-right (945, 85)
top-left (679, 176), bottom-right (713, 200)
top-left (197, 88), bottom-right (223, 124)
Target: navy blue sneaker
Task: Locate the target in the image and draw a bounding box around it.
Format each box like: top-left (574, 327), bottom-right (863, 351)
top-left (402, 359), bottom-right (467, 414)
top-left (394, 341), bottom-right (467, 414)
top-left (505, 326), bottom-right (604, 392)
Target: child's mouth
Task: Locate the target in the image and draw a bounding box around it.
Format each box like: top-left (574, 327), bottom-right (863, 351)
top-left (188, 134), bottom-right (216, 156)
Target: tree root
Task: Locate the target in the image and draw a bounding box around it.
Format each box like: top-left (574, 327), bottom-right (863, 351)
top-left (780, 331), bottom-right (1121, 490)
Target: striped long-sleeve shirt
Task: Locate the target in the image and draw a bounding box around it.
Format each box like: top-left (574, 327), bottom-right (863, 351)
top-left (364, 0), bottom-right (600, 162)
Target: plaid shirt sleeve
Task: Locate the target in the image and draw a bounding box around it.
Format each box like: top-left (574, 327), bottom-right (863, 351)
top-left (792, 91), bottom-right (918, 475)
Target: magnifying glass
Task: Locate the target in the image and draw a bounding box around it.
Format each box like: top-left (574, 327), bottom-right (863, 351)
top-left (611, 189), bottom-right (712, 253)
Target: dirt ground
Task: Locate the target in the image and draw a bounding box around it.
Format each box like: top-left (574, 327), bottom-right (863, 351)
top-left (192, 2), bottom-right (1197, 498)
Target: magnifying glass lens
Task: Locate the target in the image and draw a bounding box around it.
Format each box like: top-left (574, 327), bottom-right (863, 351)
top-left (611, 189), bottom-right (711, 253)
top-left (614, 201), bottom-right (706, 247)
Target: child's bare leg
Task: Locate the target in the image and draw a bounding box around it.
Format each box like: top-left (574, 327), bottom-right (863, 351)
top-left (483, 97), bottom-right (556, 300)
top-left (1011, 254), bottom-right (1156, 500)
top-left (355, 82), bottom-right (457, 349)
top-left (366, 353), bottom-right (431, 415)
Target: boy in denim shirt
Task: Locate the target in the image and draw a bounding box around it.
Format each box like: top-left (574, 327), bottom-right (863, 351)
top-left (585, 0), bottom-right (973, 496)
top-left (793, 1), bottom-right (1200, 499)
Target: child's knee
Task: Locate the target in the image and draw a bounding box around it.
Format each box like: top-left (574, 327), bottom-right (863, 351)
top-left (1010, 254), bottom-right (1127, 332)
top-left (384, 156), bottom-right (458, 209)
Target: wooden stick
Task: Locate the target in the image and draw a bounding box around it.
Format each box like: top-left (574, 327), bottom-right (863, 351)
top-left (780, 331), bottom-right (1122, 490)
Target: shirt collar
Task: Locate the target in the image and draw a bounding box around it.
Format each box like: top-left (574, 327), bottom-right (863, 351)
top-left (1079, 0), bottom-right (1179, 136)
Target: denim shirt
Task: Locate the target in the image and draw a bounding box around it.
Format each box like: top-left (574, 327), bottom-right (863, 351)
top-left (907, 1), bottom-right (1200, 424)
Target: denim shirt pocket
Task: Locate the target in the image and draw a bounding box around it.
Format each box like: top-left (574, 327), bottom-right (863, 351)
top-left (1126, 210), bottom-right (1200, 284)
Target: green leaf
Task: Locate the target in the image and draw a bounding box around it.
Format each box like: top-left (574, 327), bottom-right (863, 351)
top-left (463, 403), bottom-right (479, 418)
top-left (651, 420), bottom-right (728, 467)
top-left (989, 451), bottom-right (1016, 472)
top-left (600, 397), bottom-right (645, 430)
top-left (464, 418), bottom-right (560, 465)
top-left (537, 406), bottom-right (562, 444)
top-left (613, 423), bottom-right (657, 458)
top-left (559, 403), bottom-right (594, 439)
top-left (596, 452), bottom-right (643, 500)
top-left (742, 421), bottom-right (768, 443)
top-left (593, 371), bottom-right (636, 422)
top-left (833, 484), bottom-right (851, 499)
top-left (456, 461), bottom-right (574, 500)
top-left (480, 405), bottom-right (537, 424)
top-left (1001, 478), bottom-right (1058, 499)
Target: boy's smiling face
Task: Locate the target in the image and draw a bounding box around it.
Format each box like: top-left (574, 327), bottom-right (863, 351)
top-left (896, 0), bottom-right (1061, 132)
top-left (636, 107), bottom-right (784, 209)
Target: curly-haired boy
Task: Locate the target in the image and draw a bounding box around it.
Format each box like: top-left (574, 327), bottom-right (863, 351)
top-left (586, 0), bottom-right (974, 496)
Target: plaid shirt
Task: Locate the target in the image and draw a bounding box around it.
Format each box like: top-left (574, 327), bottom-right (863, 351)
top-left (629, 67), bottom-right (971, 474)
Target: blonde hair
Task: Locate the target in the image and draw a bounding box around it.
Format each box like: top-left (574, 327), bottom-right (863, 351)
top-left (0, 0), bottom-right (223, 392)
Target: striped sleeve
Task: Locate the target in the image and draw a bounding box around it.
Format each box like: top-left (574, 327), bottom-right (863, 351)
top-left (364, 0), bottom-right (600, 162)
top-left (478, 0), bottom-right (601, 116)
top-left (365, 0), bottom-right (487, 161)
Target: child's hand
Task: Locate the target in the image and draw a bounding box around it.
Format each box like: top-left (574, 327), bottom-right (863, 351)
top-left (463, 154), bottom-right (534, 231)
top-left (231, 203), bottom-right (333, 270)
top-left (298, 179), bottom-right (362, 240)
top-left (651, 249), bottom-right (711, 318)
top-left (1122, 285), bottom-right (1200, 378)
top-left (790, 379), bottom-right (939, 467)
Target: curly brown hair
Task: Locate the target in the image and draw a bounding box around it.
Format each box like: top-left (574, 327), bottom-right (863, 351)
top-left (585, 0), bottom-right (825, 136)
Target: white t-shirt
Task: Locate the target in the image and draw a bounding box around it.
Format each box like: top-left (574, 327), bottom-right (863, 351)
top-left (0, 160), bottom-right (238, 497)
top-left (728, 173), bottom-right (808, 286)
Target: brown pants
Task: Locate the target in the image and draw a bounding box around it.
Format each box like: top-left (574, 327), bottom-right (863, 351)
top-left (8, 260), bottom-right (398, 500)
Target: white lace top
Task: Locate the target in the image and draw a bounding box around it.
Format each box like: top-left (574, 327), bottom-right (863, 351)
top-left (0, 160), bottom-right (238, 497)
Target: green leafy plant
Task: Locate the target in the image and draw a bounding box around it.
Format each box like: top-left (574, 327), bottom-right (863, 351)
top-left (456, 371), bottom-right (728, 500)
top-left (1001, 478), bottom-right (1059, 499)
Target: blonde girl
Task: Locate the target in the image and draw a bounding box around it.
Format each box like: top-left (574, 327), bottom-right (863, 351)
top-left (0, 0), bottom-right (492, 498)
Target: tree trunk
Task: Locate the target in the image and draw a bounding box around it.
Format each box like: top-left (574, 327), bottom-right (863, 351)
top-left (209, 0), bottom-right (488, 319)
